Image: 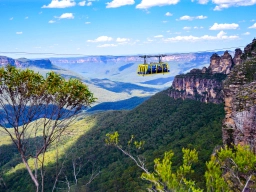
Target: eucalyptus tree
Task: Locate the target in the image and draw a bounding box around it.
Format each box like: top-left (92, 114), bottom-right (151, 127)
top-left (0, 65), bottom-right (95, 192)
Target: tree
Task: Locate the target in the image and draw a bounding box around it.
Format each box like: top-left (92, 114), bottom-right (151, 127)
top-left (106, 131), bottom-right (202, 192)
top-left (0, 65), bottom-right (95, 192)
top-left (205, 144), bottom-right (256, 192)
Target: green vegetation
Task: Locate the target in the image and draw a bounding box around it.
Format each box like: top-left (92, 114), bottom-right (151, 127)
top-left (205, 144), bottom-right (256, 192)
top-left (0, 65), bottom-right (95, 192)
top-left (107, 131), bottom-right (256, 192)
top-left (0, 89), bottom-right (224, 191)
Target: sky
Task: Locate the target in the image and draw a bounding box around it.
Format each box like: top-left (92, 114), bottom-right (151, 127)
top-left (0, 0), bottom-right (256, 59)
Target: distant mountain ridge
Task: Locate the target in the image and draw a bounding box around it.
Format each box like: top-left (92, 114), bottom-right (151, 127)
top-left (0, 56), bottom-right (57, 69)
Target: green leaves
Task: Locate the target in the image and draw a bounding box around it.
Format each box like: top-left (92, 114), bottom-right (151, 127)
top-left (205, 145), bottom-right (256, 191)
top-left (141, 148), bottom-right (202, 192)
top-left (105, 131), bottom-right (119, 146)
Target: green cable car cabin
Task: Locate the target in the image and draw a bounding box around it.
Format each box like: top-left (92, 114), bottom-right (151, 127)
top-left (137, 55), bottom-right (170, 76)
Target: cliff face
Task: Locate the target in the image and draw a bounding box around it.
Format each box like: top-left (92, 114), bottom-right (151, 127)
top-left (0, 56), bottom-right (56, 69)
top-left (168, 49), bottom-right (239, 104)
top-left (169, 71), bottom-right (225, 104)
top-left (222, 39), bottom-right (256, 150)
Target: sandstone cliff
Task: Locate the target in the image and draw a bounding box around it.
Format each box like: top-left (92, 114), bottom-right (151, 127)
top-left (168, 49), bottom-right (241, 104)
top-left (222, 39), bottom-right (256, 150)
top-left (0, 56), bottom-right (56, 69)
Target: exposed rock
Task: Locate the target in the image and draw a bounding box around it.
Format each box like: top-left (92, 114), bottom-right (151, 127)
top-left (168, 72), bottom-right (224, 104)
top-left (222, 39), bottom-right (256, 151)
top-left (209, 51), bottom-right (233, 74)
top-left (168, 51), bottom-right (235, 104)
top-left (0, 56), bottom-right (57, 69)
top-left (233, 48), bottom-right (243, 65)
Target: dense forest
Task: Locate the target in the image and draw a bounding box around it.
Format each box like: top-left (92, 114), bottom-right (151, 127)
top-left (0, 90), bottom-right (224, 191)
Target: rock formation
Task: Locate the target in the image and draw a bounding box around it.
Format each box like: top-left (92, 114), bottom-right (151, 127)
top-left (168, 70), bottom-right (224, 104)
top-left (168, 50), bottom-right (236, 104)
top-left (0, 56), bottom-right (57, 69)
top-left (222, 39), bottom-right (256, 151)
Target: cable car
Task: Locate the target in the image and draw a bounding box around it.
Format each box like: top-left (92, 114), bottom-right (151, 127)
top-left (137, 55), bottom-right (170, 76)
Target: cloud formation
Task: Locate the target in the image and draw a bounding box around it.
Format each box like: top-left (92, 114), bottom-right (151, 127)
top-left (163, 31), bottom-right (238, 42)
top-left (79, 1), bottom-right (86, 6)
top-left (191, 0), bottom-right (209, 4)
top-left (56, 13), bottom-right (74, 19)
top-left (243, 32), bottom-right (250, 35)
top-left (178, 15), bottom-right (207, 21)
top-left (136, 0), bottom-right (179, 9)
top-left (88, 36), bottom-right (113, 42)
top-left (116, 38), bottom-right (130, 42)
top-left (42, 0), bottom-right (76, 8)
top-left (249, 23), bottom-right (256, 29)
top-left (212, 0), bottom-right (256, 11)
top-left (183, 26), bottom-right (191, 30)
top-left (98, 44), bottom-right (117, 47)
top-left (154, 35), bottom-right (164, 38)
top-left (16, 32), bottom-right (23, 35)
top-left (79, 1), bottom-right (92, 6)
top-left (209, 23), bottom-right (239, 30)
top-left (165, 12), bottom-right (173, 16)
top-left (106, 0), bottom-right (135, 8)
top-left (49, 20), bottom-right (56, 23)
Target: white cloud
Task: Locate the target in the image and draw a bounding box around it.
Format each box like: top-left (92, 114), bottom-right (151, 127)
top-left (179, 15), bottom-right (194, 20)
top-left (25, 16), bottom-right (29, 19)
top-left (16, 32), bottom-right (23, 35)
top-left (42, 0), bottom-right (76, 8)
top-left (243, 32), bottom-right (250, 35)
top-left (56, 13), bottom-right (74, 19)
top-left (88, 36), bottom-right (113, 42)
top-left (85, 22), bottom-right (91, 24)
top-left (178, 15), bottom-right (206, 21)
top-left (196, 15), bottom-right (207, 19)
top-left (249, 23), bottom-right (256, 29)
top-left (209, 23), bottom-right (239, 30)
top-left (154, 35), bottom-right (164, 38)
top-left (147, 38), bottom-right (154, 42)
top-left (162, 20), bottom-right (168, 23)
top-left (212, 0), bottom-right (256, 11)
top-left (116, 38), bottom-right (130, 42)
top-left (183, 26), bottom-right (191, 30)
top-left (10, 17), bottom-right (13, 20)
top-left (106, 0), bottom-right (135, 8)
top-left (136, 0), bottom-right (179, 9)
top-left (192, 0), bottom-right (209, 4)
top-left (98, 44), bottom-right (117, 47)
top-left (87, 2), bottom-right (92, 6)
top-left (163, 31), bottom-right (238, 42)
top-left (165, 12), bottom-right (173, 16)
top-left (49, 20), bottom-right (56, 23)
top-left (79, 1), bottom-right (86, 6)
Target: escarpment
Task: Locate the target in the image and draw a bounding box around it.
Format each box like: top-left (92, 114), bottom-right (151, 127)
top-left (222, 39), bottom-right (256, 151)
top-left (168, 49), bottom-right (240, 104)
top-left (168, 39), bottom-right (256, 150)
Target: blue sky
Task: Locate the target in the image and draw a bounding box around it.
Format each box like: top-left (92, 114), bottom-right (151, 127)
top-left (0, 0), bottom-right (256, 58)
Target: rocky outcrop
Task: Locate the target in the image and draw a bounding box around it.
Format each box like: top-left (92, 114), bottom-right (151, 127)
top-left (168, 70), bottom-right (225, 104)
top-left (233, 48), bottom-right (243, 65)
top-left (0, 56), bottom-right (57, 69)
top-left (168, 50), bottom-right (235, 104)
top-left (222, 39), bottom-right (256, 151)
top-left (209, 51), bottom-right (233, 74)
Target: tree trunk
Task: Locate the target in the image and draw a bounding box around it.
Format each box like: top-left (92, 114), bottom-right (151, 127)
top-left (21, 157), bottom-right (39, 192)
